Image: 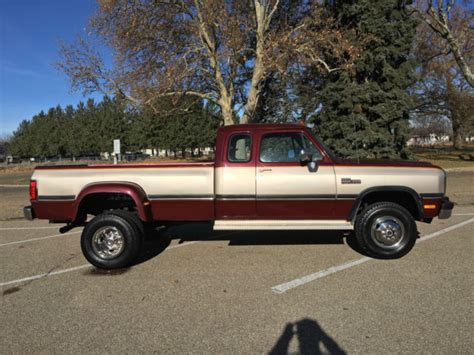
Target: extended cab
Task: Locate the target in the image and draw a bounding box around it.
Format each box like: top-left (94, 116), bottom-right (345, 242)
top-left (24, 124), bottom-right (453, 268)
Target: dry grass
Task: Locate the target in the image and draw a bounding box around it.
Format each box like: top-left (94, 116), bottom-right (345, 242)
top-left (413, 147), bottom-right (474, 169)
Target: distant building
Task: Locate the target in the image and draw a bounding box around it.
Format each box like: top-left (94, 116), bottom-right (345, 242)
top-left (407, 134), bottom-right (450, 146)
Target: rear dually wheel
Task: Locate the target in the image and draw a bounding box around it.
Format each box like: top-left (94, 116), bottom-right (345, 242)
top-left (81, 212), bottom-right (142, 269)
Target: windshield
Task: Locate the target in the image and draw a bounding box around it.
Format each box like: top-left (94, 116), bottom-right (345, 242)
top-left (308, 130), bottom-right (338, 161)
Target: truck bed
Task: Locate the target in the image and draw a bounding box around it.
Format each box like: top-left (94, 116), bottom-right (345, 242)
top-left (31, 162), bottom-right (216, 222)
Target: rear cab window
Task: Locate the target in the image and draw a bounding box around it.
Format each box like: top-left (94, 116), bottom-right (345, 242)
top-left (227, 134), bottom-right (252, 163)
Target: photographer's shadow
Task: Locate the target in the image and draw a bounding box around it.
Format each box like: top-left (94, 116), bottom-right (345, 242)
top-left (270, 318), bottom-right (346, 355)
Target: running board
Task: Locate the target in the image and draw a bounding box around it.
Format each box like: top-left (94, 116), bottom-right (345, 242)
top-left (213, 220), bottom-right (354, 231)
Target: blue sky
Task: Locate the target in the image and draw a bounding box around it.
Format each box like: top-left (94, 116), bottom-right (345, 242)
top-left (0, 0), bottom-right (101, 136)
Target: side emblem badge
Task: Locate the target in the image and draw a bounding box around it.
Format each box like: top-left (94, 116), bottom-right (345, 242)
top-left (341, 178), bottom-right (361, 184)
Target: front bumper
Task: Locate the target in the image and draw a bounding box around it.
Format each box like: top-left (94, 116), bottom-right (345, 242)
top-left (438, 197), bottom-right (454, 219)
top-left (23, 206), bottom-right (36, 220)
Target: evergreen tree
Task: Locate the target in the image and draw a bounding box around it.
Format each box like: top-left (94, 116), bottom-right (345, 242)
top-left (315, 0), bottom-right (418, 159)
top-left (10, 120), bottom-right (32, 157)
top-left (9, 95), bottom-right (220, 159)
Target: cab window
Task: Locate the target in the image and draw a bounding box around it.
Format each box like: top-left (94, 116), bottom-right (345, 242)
top-left (260, 132), bottom-right (323, 163)
top-left (228, 134), bottom-right (252, 162)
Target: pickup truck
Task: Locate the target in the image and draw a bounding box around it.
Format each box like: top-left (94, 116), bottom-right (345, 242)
top-left (24, 124), bottom-right (453, 269)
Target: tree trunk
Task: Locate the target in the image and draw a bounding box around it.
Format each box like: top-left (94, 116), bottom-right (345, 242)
top-left (446, 32), bottom-right (474, 88)
top-left (242, 52), bottom-right (264, 123)
top-left (194, 4), bottom-right (235, 126)
top-left (452, 116), bottom-right (464, 149)
top-left (242, 0), bottom-right (267, 124)
top-left (447, 80), bottom-right (466, 149)
top-left (219, 95), bottom-right (234, 126)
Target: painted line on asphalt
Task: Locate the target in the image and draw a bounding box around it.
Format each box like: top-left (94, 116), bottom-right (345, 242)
top-left (0, 231), bottom-right (238, 288)
top-left (414, 218), bottom-right (474, 242)
top-left (0, 184), bottom-right (28, 187)
top-left (0, 264), bottom-right (92, 288)
top-left (0, 231), bottom-right (82, 247)
top-left (271, 217), bottom-right (474, 294)
top-left (453, 213), bottom-right (474, 216)
top-left (0, 226), bottom-right (62, 231)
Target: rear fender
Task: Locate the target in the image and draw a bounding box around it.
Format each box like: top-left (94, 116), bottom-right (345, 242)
top-left (74, 182), bottom-right (152, 222)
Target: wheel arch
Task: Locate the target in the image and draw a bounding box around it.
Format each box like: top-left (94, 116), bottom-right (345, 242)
top-left (348, 186), bottom-right (423, 222)
top-left (73, 182), bottom-right (153, 222)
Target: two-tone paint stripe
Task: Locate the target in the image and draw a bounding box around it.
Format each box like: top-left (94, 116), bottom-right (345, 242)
top-left (35, 163), bottom-right (214, 170)
top-left (148, 194), bottom-right (214, 200)
top-left (36, 192), bottom-right (445, 202)
top-left (37, 195), bottom-right (75, 201)
top-left (148, 194), bottom-right (358, 200)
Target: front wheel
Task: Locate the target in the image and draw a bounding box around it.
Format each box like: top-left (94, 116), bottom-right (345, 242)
top-left (355, 202), bottom-right (417, 259)
top-left (81, 213), bottom-right (142, 269)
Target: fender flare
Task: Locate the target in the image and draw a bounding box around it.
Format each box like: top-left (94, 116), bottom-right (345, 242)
top-left (73, 182), bottom-right (153, 222)
top-left (347, 186), bottom-right (424, 222)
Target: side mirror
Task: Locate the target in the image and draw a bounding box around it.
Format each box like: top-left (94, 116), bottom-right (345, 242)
top-left (307, 160), bottom-right (318, 172)
top-left (299, 150), bottom-right (312, 165)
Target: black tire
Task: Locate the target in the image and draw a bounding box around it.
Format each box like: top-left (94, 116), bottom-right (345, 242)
top-left (355, 202), bottom-right (417, 259)
top-left (81, 213), bottom-right (142, 269)
top-left (103, 209), bottom-right (160, 240)
top-left (103, 209), bottom-right (145, 238)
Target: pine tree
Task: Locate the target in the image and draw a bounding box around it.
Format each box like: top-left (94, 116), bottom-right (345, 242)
top-left (9, 95), bottom-right (220, 159)
top-left (315, 0), bottom-right (417, 159)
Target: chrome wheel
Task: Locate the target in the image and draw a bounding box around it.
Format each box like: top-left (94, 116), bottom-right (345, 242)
top-left (91, 226), bottom-right (125, 259)
top-left (370, 216), bottom-right (405, 249)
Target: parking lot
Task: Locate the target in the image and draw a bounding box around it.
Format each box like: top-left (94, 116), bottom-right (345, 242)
top-left (1, 172), bottom-right (473, 353)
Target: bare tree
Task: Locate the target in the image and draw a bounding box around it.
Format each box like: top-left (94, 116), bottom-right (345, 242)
top-left (412, 15), bottom-right (473, 148)
top-left (58, 0), bottom-right (360, 125)
top-left (410, 0), bottom-right (474, 86)
top-left (411, 114), bottom-right (451, 138)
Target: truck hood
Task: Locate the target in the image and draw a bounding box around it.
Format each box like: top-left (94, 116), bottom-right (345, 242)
top-left (334, 158), bottom-right (440, 169)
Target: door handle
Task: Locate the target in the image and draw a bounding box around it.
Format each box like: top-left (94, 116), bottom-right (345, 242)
top-left (259, 168), bottom-right (273, 173)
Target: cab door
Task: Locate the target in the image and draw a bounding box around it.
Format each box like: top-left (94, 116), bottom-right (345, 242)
top-left (215, 131), bottom-right (257, 219)
top-left (256, 131), bottom-right (336, 219)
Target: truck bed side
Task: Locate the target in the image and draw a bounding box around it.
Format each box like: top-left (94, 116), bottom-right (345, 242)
top-left (31, 162), bottom-right (215, 222)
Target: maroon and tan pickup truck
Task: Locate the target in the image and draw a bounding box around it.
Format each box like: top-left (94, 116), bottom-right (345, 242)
top-left (24, 124), bottom-right (453, 269)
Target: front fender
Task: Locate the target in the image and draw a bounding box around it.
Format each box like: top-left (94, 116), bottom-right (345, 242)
top-left (347, 186), bottom-right (424, 222)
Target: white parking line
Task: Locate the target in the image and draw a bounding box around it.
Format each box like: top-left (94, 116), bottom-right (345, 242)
top-left (0, 184), bottom-right (28, 187)
top-left (453, 213), bottom-right (474, 216)
top-left (0, 232), bottom-right (238, 288)
top-left (0, 265), bottom-right (91, 288)
top-left (0, 226), bottom-right (62, 231)
top-left (271, 218), bottom-right (474, 294)
top-left (0, 231), bottom-right (82, 247)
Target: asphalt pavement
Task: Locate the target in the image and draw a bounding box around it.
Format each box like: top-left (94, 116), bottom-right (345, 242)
top-left (1, 201), bottom-right (473, 353)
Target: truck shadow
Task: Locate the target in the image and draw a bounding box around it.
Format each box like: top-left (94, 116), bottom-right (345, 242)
top-left (164, 222), bottom-right (348, 245)
top-left (132, 222), bottom-right (367, 267)
top-left (269, 318), bottom-right (346, 355)
top-left (133, 228), bottom-right (172, 266)
top-left (152, 221), bottom-right (364, 251)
